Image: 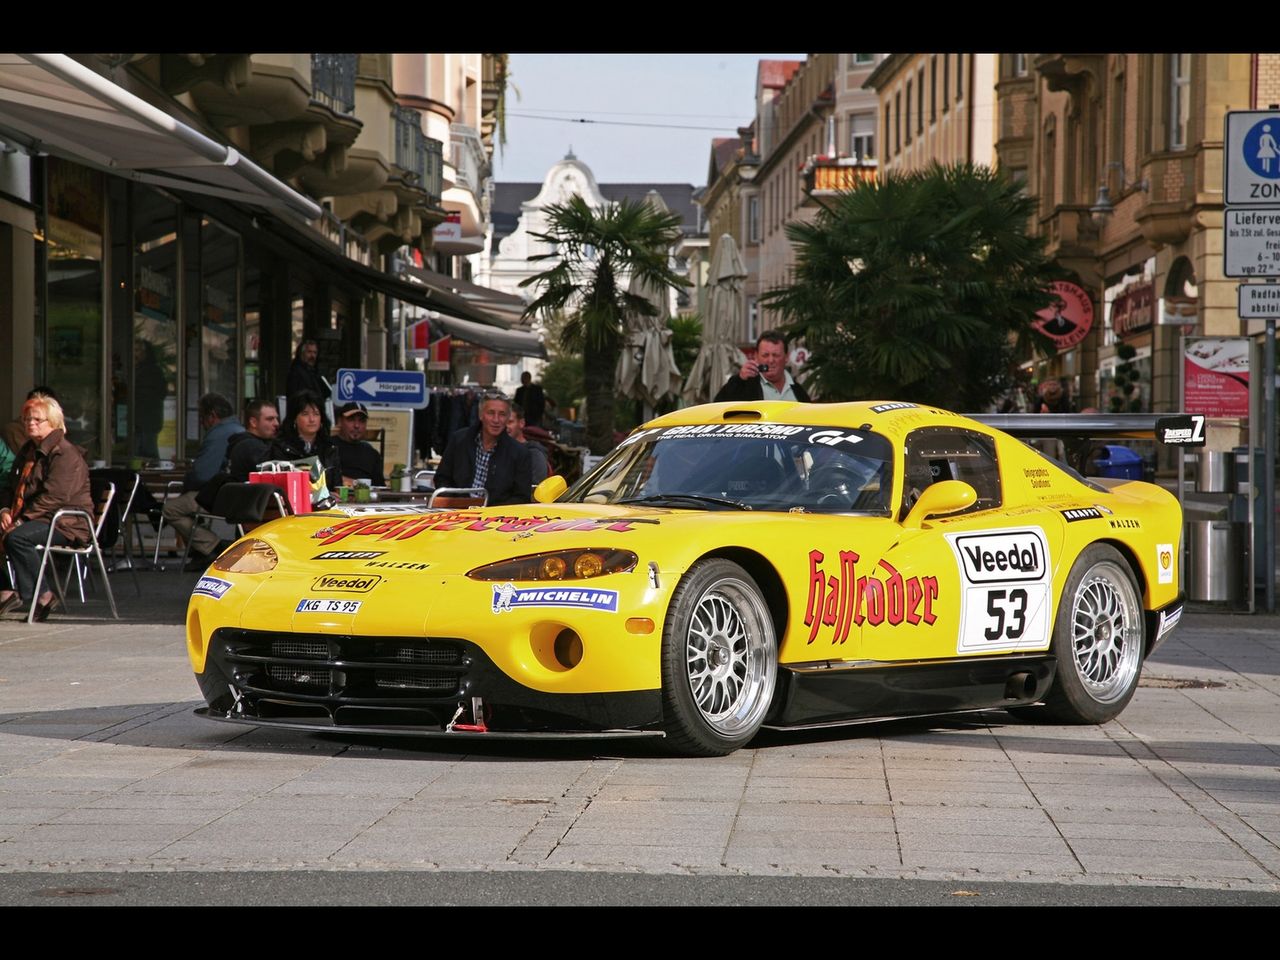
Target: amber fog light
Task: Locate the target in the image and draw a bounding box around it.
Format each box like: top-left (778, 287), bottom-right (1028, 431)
top-left (541, 556), bottom-right (567, 579)
top-left (554, 629), bottom-right (583, 669)
top-left (211, 539), bottom-right (278, 573)
top-left (573, 552), bottom-right (604, 578)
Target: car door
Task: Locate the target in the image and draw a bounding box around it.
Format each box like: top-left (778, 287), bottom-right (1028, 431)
top-left (860, 427), bottom-right (1061, 663)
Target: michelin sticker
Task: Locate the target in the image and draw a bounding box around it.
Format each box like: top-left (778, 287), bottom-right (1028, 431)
top-left (945, 527), bottom-right (1053, 654)
top-left (1156, 605), bottom-right (1183, 642)
top-left (1156, 543), bottom-right (1175, 585)
top-left (492, 583), bottom-right (619, 614)
top-left (193, 576), bottom-right (233, 600)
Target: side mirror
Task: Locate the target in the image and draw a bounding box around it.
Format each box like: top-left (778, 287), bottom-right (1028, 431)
top-left (533, 475), bottom-right (568, 504)
top-left (902, 480), bottom-right (977, 530)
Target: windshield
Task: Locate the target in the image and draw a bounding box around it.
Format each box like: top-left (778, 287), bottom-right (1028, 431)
top-left (564, 423), bottom-right (894, 514)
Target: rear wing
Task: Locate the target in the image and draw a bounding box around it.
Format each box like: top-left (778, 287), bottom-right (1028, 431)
top-left (968, 413), bottom-right (1205, 446)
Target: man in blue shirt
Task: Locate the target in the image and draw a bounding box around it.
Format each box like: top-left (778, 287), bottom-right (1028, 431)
top-left (184, 393), bottom-right (245, 490)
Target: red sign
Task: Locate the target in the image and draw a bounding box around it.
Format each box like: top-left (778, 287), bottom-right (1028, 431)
top-left (1033, 280), bottom-right (1094, 350)
top-left (1111, 284), bottom-right (1155, 339)
top-left (1184, 337), bottom-right (1250, 418)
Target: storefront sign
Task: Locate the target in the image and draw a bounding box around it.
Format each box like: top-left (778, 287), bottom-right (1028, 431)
top-left (1033, 280), bottom-right (1094, 350)
top-left (432, 212), bottom-right (462, 244)
top-left (1110, 283), bottom-right (1154, 339)
top-left (1184, 337), bottom-right (1251, 417)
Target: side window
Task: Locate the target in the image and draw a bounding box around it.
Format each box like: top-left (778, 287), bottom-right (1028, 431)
top-left (899, 428), bottom-right (1002, 520)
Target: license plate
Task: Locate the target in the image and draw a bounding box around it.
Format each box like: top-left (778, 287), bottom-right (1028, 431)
top-left (295, 598), bottom-right (363, 614)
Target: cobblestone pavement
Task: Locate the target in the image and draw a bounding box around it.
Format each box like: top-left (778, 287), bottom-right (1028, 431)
top-left (0, 569), bottom-right (1277, 891)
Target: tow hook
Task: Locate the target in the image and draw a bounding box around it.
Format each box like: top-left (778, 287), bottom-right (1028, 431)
top-left (447, 696), bottom-right (489, 733)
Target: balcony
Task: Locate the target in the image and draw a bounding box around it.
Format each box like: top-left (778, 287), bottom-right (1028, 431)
top-left (450, 123), bottom-right (490, 202)
top-left (311, 53), bottom-right (357, 115)
top-left (801, 156), bottom-right (878, 204)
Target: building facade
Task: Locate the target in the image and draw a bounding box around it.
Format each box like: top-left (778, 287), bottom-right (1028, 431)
top-left (0, 53), bottom-right (525, 463)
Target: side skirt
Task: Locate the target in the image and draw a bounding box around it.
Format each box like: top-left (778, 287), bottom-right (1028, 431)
top-left (767, 653), bottom-right (1057, 729)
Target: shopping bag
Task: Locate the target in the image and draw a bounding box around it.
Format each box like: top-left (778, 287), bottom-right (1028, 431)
top-left (250, 461), bottom-right (312, 515)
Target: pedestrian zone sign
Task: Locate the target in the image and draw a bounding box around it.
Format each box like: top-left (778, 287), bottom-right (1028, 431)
top-left (1226, 111), bottom-right (1280, 204)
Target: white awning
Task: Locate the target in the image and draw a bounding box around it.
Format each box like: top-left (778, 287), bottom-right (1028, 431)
top-left (0, 54), bottom-right (321, 220)
top-left (428, 312), bottom-right (546, 359)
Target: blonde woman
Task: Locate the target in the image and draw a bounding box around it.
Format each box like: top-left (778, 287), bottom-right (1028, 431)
top-left (0, 396), bottom-right (93, 620)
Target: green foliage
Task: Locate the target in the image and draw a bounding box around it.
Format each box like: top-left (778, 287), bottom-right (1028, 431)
top-left (521, 196), bottom-right (688, 454)
top-left (667, 313), bottom-right (703, 378)
top-left (762, 163), bottom-right (1061, 411)
top-left (540, 354), bottom-right (585, 415)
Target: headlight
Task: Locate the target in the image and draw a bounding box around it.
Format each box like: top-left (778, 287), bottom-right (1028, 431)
top-left (211, 538), bottom-right (278, 573)
top-left (467, 549), bottom-right (637, 581)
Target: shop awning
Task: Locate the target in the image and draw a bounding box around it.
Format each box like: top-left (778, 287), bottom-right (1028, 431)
top-left (403, 264), bottom-right (530, 324)
top-left (0, 53), bottom-right (321, 220)
top-left (424, 312), bottom-right (546, 359)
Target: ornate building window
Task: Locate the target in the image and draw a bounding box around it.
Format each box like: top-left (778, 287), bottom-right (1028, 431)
top-left (1169, 54), bottom-right (1191, 151)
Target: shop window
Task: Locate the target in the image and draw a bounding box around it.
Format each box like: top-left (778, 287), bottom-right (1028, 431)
top-left (201, 217), bottom-right (240, 421)
top-left (132, 185), bottom-right (180, 461)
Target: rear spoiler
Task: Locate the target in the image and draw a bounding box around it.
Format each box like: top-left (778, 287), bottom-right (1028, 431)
top-left (969, 413), bottom-right (1205, 446)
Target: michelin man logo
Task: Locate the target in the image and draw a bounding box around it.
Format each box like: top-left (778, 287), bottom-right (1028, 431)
top-left (493, 582), bottom-right (518, 613)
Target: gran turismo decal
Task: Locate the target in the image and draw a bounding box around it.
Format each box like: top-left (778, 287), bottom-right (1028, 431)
top-left (804, 549), bottom-right (938, 644)
top-left (807, 430), bottom-right (863, 447)
top-left (1060, 507), bottom-right (1104, 522)
top-left (311, 512), bottom-right (642, 545)
top-left (295, 598), bottom-right (362, 614)
top-left (945, 527), bottom-right (1052, 654)
top-left (311, 574), bottom-right (381, 593)
top-left (491, 583), bottom-right (619, 614)
top-left (1157, 543), bottom-right (1175, 585)
top-left (312, 550), bottom-right (387, 560)
top-left (869, 402), bottom-right (916, 413)
top-left (1156, 605), bottom-right (1183, 641)
top-left (192, 576), bottom-right (233, 600)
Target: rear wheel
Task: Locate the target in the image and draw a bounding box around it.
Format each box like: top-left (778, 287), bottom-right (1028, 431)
top-left (1030, 545), bottom-right (1145, 724)
top-left (659, 559), bottom-right (777, 756)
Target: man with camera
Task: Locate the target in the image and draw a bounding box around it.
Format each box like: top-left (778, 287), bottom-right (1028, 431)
top-left (713, 330), bottom-right (812, 403)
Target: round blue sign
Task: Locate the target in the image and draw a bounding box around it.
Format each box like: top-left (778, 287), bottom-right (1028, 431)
top-left (1243, 118), bottom-right (1280, 180)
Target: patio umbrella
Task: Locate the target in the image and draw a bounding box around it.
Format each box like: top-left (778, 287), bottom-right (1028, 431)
top-left (615, 191), bottom-right (682, 412)
top-left (683, 233), bottom-right (747, 404)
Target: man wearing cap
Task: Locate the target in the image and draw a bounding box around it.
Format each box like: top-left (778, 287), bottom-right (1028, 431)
top-left (333, 402), bottom-right (385, 486)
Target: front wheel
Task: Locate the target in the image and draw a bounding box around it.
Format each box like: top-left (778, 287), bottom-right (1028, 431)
top-left (659, 559), bottom-right (777, 756)
top-left (1035, 544), bottom-right (1145, 724)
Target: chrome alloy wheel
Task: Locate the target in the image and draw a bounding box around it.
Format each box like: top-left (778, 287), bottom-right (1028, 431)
top-left (684, 577), bottom-right (776, 736)
top-left (1070, 561), bottom-right (1142, 704)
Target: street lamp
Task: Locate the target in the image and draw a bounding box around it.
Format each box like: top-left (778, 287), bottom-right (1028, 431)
top-left (1090, 162), bottom-right (1150, 227)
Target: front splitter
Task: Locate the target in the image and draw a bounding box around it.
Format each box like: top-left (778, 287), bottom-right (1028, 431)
top-left (194, 707), bottom-right (666, 741)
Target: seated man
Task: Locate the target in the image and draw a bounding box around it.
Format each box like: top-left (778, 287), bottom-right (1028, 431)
top-left (332, 402), bottom-right (385, 486)
top-left (163, 400), bottom-right (281, 570)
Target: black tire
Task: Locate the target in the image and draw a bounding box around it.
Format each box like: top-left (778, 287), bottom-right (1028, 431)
top-left (1025, 544), bottom-right (1145, 724)
top-left (659, 559), bottom-right (777, 756)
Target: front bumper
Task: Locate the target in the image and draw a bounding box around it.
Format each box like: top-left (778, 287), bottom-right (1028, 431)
top-left (196, 627), bottom-right (663, 735)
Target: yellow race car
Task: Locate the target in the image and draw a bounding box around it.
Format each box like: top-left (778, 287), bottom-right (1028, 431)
top-left (186, 401), bottom-right (1185, 756)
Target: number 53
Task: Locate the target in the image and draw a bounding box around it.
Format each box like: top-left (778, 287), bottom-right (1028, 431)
top-left (984, 588), bottom-right (1028, 641)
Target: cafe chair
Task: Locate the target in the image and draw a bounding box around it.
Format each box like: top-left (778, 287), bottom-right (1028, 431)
top-left (26, 477), bottom-right (120, 623)
top-left (88, 467), bottom-right (143, 594)
top-left (427, 486), bottom-right (489, 509)
top-left (179, 482), bottom-right (290, 570)
top-left (150, 478), bottom-right (187, 571)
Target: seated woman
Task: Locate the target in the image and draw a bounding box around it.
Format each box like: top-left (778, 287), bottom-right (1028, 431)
top-left (276, 390), bottom-right (341, 496)
top-left (0, 396), bottom-right (94, 621)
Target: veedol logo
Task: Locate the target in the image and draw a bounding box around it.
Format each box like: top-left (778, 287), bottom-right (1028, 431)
top-left (954, 529), bottom-right (1047, 583)
top-left (311, 574), bottom-right (381, 593)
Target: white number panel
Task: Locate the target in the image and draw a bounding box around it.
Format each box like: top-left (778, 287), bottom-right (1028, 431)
top-left (944, 527), bottom-right (1053, 654)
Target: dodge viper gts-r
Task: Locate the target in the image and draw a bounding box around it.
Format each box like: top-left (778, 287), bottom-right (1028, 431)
top-left (186, 401), bottom-right (1184, 755)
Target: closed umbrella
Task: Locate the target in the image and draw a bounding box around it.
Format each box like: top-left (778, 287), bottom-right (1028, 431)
top-left (683, 233), bottom-right (747, 404)
top-left (616, 191), bottom-right (682, 412)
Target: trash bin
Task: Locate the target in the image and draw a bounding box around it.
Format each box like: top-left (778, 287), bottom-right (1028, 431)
top-left (1186, 519), bottom-right (1245, 603)
top-left (1195, 450), bottom-right (1234, 493)
top-left (1093, 444), bottom-right (1145, 480)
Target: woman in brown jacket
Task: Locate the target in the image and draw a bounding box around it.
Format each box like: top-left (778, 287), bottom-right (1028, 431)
top-left (0, 396), bottom-right (93, 621)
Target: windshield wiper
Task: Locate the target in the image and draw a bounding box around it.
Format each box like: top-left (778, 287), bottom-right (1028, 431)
top-left (616, 494), bottom-right (751, 511)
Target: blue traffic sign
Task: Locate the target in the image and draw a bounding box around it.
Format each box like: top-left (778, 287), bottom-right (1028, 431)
top-left (335, 368), bottom-right (427, 408)
top-left (1243, 118), bottom-right (1280, 180)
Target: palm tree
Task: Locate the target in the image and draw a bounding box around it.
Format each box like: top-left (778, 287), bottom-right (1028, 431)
top-left (521, 195), bottom-right (687, 454)
top-left (764, 163), bottom-right (1060, 411)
